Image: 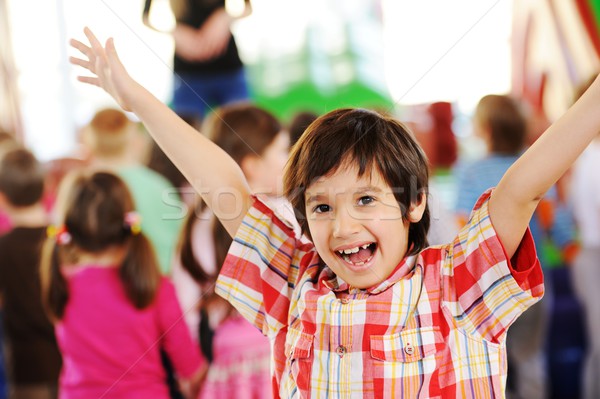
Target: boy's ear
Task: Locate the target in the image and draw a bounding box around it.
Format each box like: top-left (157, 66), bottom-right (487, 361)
top-left (407, 192), bottom-right (427, 223)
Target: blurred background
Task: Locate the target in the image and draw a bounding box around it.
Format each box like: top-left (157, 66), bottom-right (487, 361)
top-left (2, 0), bottom-right (599, 197)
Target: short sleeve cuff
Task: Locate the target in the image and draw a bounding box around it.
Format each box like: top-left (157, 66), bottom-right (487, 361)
top-left (506, 227), bottom-right (544, 298)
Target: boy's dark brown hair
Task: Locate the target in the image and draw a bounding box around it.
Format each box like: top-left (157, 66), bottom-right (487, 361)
top-left (41, 171), bottom-right (161, 320)
top-left (284, 108), bottom-right (430, 255)
top-left (475, 95), bottom-right (526, 154)
top-left (0, 148), bottom-right (45, 207)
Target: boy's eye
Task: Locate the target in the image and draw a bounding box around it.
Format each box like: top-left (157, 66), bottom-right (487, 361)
top-left (357, 196), bottom-right (375, 206)
top-left (313, 204), bottom-right (331, 213)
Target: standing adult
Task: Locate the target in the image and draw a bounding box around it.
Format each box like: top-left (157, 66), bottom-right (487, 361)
top-left (143, 0), bottom-right (252, 123)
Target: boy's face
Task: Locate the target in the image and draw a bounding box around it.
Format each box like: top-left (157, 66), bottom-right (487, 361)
top-left (305, 164), bottom-right (426, 289)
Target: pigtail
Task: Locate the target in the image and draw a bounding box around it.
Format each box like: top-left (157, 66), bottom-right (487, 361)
top-left (40, 238), bottom-right (69, 321)
top-left (120, 232), bottom-right (161, 309)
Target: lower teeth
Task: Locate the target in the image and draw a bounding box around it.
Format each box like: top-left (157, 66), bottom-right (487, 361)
top-left (342, 255), bottom-right (367, 266)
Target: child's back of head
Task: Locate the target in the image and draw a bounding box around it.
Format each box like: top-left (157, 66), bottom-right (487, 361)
top-left (42, 171), bottom-right (161, 319)
top-left (203, 102), bottom-right (289, 195)
top-left (0, 147), bottom-right (45, 208)
top-left (474, 95), bottom-right (527, 154)
top-left (84, 108), bottom-right (133, 158)
top-left (204, 102), bottom-right (283, 164)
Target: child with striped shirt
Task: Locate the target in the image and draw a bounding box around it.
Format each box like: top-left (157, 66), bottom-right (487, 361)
top-left (69, 27), bottom-right (600, 398)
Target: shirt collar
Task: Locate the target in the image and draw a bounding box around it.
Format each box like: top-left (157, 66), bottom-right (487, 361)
top-left (319, 254), bottom-right (418, 295)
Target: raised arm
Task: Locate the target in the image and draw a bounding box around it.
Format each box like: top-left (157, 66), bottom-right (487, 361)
top-left (69, 27), bottom-right (251, 237)
top-left (489, 74), bottom-right (600, 257)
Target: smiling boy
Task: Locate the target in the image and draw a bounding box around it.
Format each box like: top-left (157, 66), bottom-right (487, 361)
top-left (69, 27), bottom-right (600, 398)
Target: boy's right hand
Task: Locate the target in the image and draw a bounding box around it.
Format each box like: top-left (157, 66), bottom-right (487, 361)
top-left (69, 27), bottom-right (137, 112)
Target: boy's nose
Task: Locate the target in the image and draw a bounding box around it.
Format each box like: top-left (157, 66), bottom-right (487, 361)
top-left (333, 209), bottom-right (361, 238)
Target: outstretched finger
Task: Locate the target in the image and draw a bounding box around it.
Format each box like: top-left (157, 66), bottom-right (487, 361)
top-left (84, 27), bottom-right (106, 59)
top-left (70, 38), bottom-right (91, 58)
top-left (77, 76), bottom-right (100, 87)
top-left (69, 56), bottom-right (92, 71)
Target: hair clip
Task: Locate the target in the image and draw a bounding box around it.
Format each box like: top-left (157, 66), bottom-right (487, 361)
top-left (124, 211), bottom-right (142, 235)
top-left (47, 225), bottom-right (72, 245)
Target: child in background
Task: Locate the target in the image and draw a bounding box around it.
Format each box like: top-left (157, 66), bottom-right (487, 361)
top-left (40, 171), bottom-right (205, 399)
top-left (172, 103), bottom-right (287, 398)
top-left (455, 95), bottom-right (579, 398)
top-left (454, 95), bottom-right (577, 269)
top-left (454, 94), bottom-right (568, 398)
top-left (0, 148), bottom-right (62, 399)
top-left (70, 27), bottom-right (600, 398)
top-left (82, 108), bottom-right (184, 274)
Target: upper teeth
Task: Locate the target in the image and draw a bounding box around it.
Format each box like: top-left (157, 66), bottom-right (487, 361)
top-left (339, 244), bottom-right (370, 255)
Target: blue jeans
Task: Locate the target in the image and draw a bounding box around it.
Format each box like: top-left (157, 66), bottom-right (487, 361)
top-left (172, 68), bottom-right (249, 121)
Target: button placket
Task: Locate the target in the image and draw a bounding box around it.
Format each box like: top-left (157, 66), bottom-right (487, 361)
top-left (404, 343), bottom-right (415, 356)
top-left (335, 345), bottom-right (347, 357)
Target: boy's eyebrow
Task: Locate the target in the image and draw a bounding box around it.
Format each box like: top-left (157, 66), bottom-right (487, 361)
top-left (355, 186), bottom-right (383, 194)
top-left (305, 193), bottom-right (327, 205)
top-left (305, 186), bottom-right (384, 204)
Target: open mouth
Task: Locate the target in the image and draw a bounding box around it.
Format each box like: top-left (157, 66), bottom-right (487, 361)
top-left (336, 243), bottom-right (377, 266)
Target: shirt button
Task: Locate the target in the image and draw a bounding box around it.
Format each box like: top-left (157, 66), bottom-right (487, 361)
top-left (405, 343), bottom-right (414, 356)
top-left (340, 298), bottom-right (350, 304)
top-left (335, 345), bottom-right (347, 357)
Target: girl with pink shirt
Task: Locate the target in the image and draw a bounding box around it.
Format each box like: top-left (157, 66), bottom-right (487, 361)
top-left (40, 171), bottom-right (206, 399)
top-left (172, 103), bottom-right (291, 399)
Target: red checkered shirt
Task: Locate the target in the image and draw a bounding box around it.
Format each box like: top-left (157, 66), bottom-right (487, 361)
top-left (216, 190), bottom-right (544, 398)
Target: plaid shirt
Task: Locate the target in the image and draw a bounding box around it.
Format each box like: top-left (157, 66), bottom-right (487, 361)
top-left (216, 190), bottom-right (544, 398)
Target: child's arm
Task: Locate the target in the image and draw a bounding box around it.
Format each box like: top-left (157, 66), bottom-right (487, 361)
top-left (69, 28), bottom-right (251, 237)
top-left (490, 75), bottom-right (600, 257)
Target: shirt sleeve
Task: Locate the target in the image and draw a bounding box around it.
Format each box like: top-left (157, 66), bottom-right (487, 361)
top-left (442, 189), bottom-right (544, 343)
top-left (157, 278), bottom-right (205, 378)
top-left (215, 196), bottom-right (311, 338)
